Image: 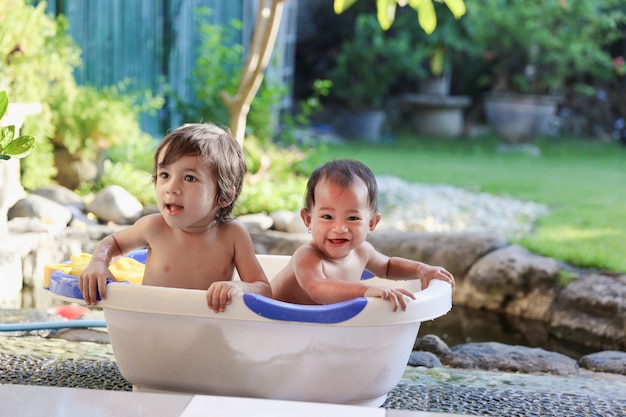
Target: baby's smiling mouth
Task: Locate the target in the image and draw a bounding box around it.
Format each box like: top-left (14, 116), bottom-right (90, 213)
top-left (328, 238), bottom-right (349, 245)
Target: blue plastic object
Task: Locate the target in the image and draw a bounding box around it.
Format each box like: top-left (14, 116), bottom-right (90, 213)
top-left (48, 271), bottom-right (124, 301)
top-left (0, 320), bottom-right (107, 332)
top-left (243, 293), bottom-right (367, 324)
top-left (361, 269), bottom-right (375, 280)
top-left (125, 248), bottom-right (148, 264)
top-left (47, 248), bottom-right (375, 323)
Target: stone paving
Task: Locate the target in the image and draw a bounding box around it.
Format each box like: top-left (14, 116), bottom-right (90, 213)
top-left (1, 326), bottom-right (626, 417)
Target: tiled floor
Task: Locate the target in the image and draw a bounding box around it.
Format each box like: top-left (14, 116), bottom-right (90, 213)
top-left (0, 384), bottom-right (472, 417)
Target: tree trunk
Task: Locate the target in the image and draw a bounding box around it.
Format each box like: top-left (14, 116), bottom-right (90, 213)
top-left (222, 0), bottom-right (285, 146)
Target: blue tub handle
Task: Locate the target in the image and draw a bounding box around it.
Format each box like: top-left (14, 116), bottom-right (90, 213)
top-left (243, 293), bottom-right (368, 324)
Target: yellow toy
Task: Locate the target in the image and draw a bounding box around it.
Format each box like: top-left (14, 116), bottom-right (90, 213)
top-left (44, 253), bottom-right (145, 288)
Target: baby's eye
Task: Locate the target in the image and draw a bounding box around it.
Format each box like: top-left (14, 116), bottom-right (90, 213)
top-left (347, 216), bottom-right (360, 221)
top-left (321, 214), bottom-right (332, 220)
top-left (184, 175), bottom-right (197, 182)
top-left (158, 172), bottom-right (169, 180)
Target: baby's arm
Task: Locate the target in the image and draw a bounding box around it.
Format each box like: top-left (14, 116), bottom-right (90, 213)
top-left (205, 281), bottom-right (256, 313)
top-left (363, 286), bottom-right (416, 312)
top-left (78, 234), bottom-right (123, 305)
top-left (383, 256), bottom-right (455, 290)
top-left (290, 244), bottom-right (413, 309)
top-left (78, 216), bottom-right (152, 304)
top-left (205, 222), bottom-right (271, 313)
top-left (359, 243), bottom-right (454, 309)
top-left (295, 260), bottom-right (412, 311)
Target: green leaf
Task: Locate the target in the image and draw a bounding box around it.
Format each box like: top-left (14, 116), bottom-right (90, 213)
top-left (0, 155), bottom-right (10, 160)
top-left (377, 0), bottom-right (398, 30)
top-left (334, 0), bottom-right (358, 14)
top-left (3, 135), bottom-right (35, 159)
top-left (0, 91), bottom-right (7, 120)
top-left (1, 125), bottom-right (15, 149)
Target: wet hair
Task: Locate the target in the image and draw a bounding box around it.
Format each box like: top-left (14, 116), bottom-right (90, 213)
top-left (303, 159), bottom-right (378, 214)
top-left (153, 123), bottom-right (246, 223)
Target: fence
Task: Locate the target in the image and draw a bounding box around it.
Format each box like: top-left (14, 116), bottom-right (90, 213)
top-left (44, 0), bottom-right (297, 137)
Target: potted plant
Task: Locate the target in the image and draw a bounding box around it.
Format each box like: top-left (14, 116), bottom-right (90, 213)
top-left (465, 0), bottom-right (626, 143)
top-left (392, 2), bottom-right (471, 96)
top-left (327, 13), bottom-right (426, 141)
top-left (384, 4), bottom-right (473, 138)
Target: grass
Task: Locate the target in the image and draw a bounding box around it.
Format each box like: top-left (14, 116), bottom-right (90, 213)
top-left (304, 133), bottom-right (626, 273)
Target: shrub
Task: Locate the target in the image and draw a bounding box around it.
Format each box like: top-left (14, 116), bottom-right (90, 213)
top-left (1, 0), bottom-right (81, 187)
top-left (0, 0), bottom-right (79, 103)
top-left (235, 135), bottom-right (309, 215)
top-left (49, 81), bottom-right (162, 189)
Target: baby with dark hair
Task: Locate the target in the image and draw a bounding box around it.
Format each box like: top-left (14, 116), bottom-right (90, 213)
top-left (272, 159), bottom-right (454, 311)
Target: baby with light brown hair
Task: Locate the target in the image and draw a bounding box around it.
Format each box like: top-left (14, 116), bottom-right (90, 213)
top-left (79, 123), bottom-right (271, 312)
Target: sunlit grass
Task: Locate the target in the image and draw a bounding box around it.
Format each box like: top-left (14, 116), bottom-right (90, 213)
top-left (304, 133), bottom-right (626, 272)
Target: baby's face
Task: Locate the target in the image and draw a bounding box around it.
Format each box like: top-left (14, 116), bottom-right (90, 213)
top-left (154, 153), bottom-right (220, 232)
top-left (306, 177), bottom-right (376, 258)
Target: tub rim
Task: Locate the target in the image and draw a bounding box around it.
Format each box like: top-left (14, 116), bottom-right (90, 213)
top-left (47, 253), bottom-right (452, 326)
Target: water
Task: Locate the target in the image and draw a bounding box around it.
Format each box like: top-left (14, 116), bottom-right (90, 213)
top-left (421, 305), bottom-right (598, 360)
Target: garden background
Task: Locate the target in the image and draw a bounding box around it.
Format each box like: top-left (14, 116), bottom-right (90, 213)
top-left (2, 0), bottom-right (626, 274)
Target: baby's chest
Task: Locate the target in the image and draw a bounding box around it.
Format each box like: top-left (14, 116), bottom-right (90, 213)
top-left (322, 261), bottom-right (364, 282)
top-left (144, 248), bottom-right (234, 289)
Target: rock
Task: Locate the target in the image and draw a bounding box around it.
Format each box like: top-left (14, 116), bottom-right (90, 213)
top-left (269, 210), bottom-right (296, 232)
top-left (1, 232), bottom-right (82, 309)
top-left (30, 185), bottom-right (86, 212)
top-left (367, 231), bottom-right (508, 281)
top-left (142, 204), bottom-right (160, 216)
top-left (413, 334), bottom-right (452, 356)
top-left (443, 342), bottom-right (580, 375)
top-left (550, 274), bottom-right (626, 350)
top-left (578, 350), bottom-right (626, 375)
top-left (286, 212), bottom-right (308, 234)
top-left (52, 328), bottom-right (111, 344)
top-left (408, 351), bottom-right (442, 368)
top-left (460, 245), bottom-right (560, 318)
top-left (237, 213), bottom-right (274, 231)
top-left (8, 194), bottom-right (72, 233)
top-left (59, 225), bottom-right (126, 254)
top-left (86, 185), bottom-right (143, 225)
top-left (250, 230), bottom-right (310, 255)
top-left (66, 205), bottom-right (99, 228)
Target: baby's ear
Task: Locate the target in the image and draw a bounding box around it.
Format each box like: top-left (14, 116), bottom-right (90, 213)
top-left (369, 212), bottom-right (381, 232)
top-left (300, 208), bottom-right (312, 228)
top-left (218, 186), bottom-right (236, 208)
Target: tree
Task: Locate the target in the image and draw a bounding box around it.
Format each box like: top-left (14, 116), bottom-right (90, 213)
top-left (225, 0), bottom-right (466, 145)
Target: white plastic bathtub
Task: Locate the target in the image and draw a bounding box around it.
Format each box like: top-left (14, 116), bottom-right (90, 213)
top-left (47, 250), bottom-right (452, 407)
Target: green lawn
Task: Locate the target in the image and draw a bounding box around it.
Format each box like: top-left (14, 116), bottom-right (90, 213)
top-left (305, 134), bottom-right (626, 273)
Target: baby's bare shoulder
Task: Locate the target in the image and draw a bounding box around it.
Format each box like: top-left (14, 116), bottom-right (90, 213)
top-left (217, 220), bottom-right (253, 240)
top-left (133, 213), bottom-right (168, 231)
